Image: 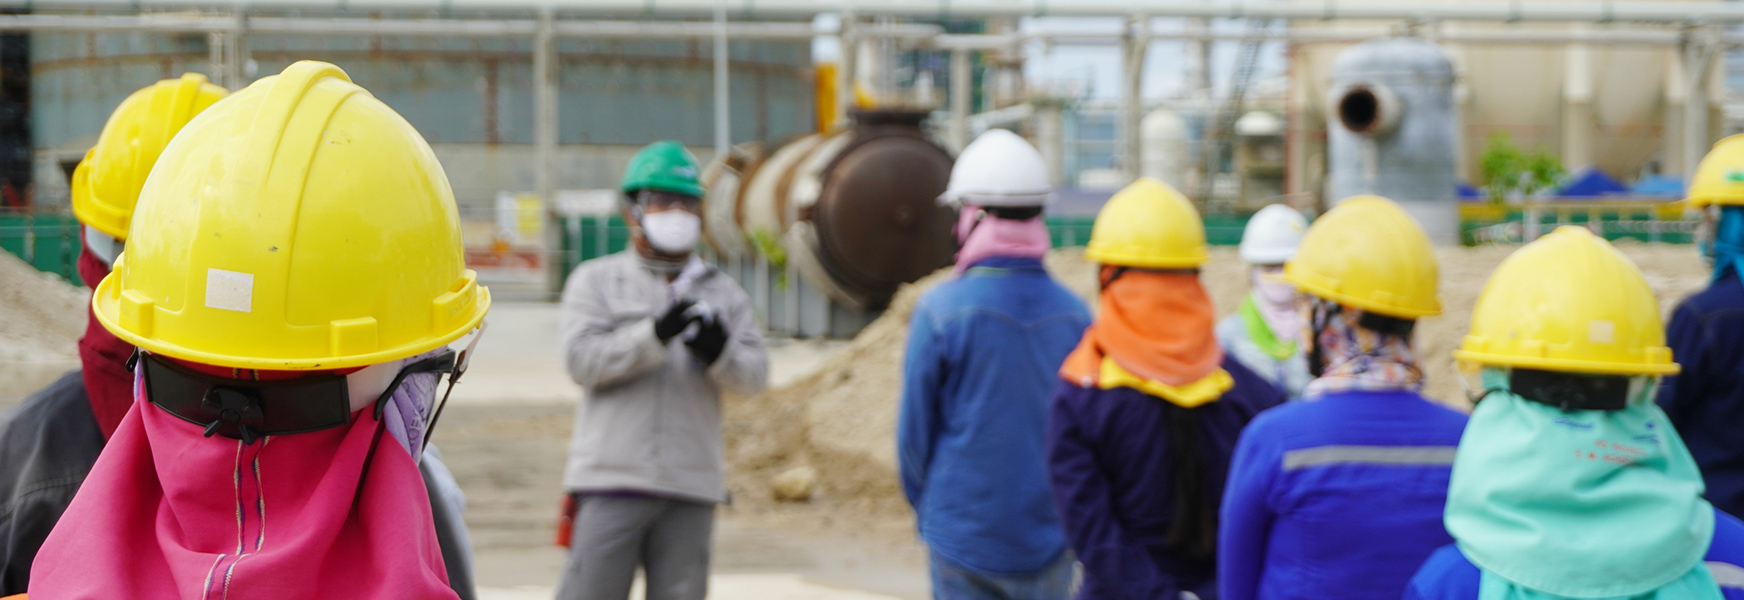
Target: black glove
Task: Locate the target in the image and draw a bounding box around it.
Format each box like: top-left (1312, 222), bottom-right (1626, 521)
top-left (685, 315), bottom-right (728, 365)
top-left (654, 298), bottom-right (701, 343)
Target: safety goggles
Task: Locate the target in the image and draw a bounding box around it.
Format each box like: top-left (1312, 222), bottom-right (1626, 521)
top-left (139, 348), bottom-right (465, 446)
top-left (1508, 368), bottom-right (1634, 411)
top-left (636, 190), bottom-right (703, 212)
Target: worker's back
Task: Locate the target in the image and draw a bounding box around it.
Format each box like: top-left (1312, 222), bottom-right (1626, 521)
top-left (1661, 270), bottom-right (1744, 517)
top-left (1219, 389), bottom-right (1468, 600)
top-left (899, 256), bottom-right (1090, 575)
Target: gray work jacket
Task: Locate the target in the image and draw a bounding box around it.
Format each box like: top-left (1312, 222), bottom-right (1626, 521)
top-left (558, 251), bottom-right (768, 503)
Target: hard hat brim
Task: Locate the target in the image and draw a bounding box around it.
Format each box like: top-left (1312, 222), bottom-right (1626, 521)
top-left (1287, 275), bottom-right (1443, 319)
top-left (1084, 246), bottom-right (1209, 269)
top-left (92, 272), bottom-right (493, 371)
top-left (1452, 349), bottom-right (1679, 376)
top-left (1239, 247), bottom-right (1297, 265)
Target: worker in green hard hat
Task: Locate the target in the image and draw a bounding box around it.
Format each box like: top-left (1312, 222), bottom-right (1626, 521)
top-left (553, 140), bottom-right (768, 600)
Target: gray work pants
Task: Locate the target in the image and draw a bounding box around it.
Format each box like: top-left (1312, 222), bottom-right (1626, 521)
top-left (554, 494), bottom-right (715, 600)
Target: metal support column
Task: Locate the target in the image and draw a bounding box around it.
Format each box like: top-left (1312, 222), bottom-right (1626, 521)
top-left (535, 8), bottom-right (561, 294)
top-left (1120, 15), bottom-right (1148, 183)
top-left (712, 0), bottom-right (730, 158)
top-left (1682, 26), bottom-right (1717, 184)
top-left (949, 48), bottom-right (971, 152)
top-left (208, 10), bottom-right (248, 89)
top-left (839, 14), bottom-right (858, 120)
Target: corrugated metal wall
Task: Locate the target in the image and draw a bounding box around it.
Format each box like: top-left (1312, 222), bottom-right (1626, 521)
top-left (28, 23), bottom-right (814, 209)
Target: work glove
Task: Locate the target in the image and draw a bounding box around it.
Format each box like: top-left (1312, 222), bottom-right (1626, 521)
top-left (686, 314), bottom-right (729, 365)
top-left (653, 298), bottom-right (701, 343)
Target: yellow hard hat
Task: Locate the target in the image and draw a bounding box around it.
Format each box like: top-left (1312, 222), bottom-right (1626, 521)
top-left (1084, 177), bottom-right (1209, 269)
top-left (1688, 133), bottom-right (1744, 207)
top-left (1455, 226), bottom-right (1677, 375)
top-left (93, 61), bottom-right (490, 370)
top-left (71, 73), bottom-right (228, 240)
top-left (1284, 195), bottom-right (1441, 318)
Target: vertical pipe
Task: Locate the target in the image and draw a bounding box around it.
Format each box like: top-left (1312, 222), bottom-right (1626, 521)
top-left (1121, 16), bottom-right (1148, 183)
top-left (535, 8), bottom-right (560, 293)
top-left (839, 14), bottom-right (857, 121)
top-left (714, 0), bottom-right (730, 158)
top-left (228, 10), bottom-right (246, 88)
top-left (1035, 101), bottom-right (1065, 186)
top-left (1683, 31), bottom-right (1713, 184)
top-left (207, 31), bottom-right (225, 88)
top-left (1562, 37), bottom-right (1594, 171)
top-left (949, 48), bottom-right (971, 152)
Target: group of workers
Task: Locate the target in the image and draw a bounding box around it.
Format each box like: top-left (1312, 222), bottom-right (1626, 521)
top-left (3, 59), bottom-right (1744, 600)
top-left (901, 129), bottom-right (1744, 600)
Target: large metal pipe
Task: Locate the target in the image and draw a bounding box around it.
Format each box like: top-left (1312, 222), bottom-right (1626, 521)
top-left (18, 1), bottom-right (1744, 23)
top-left (2, 13), bottom-right (1741, 47)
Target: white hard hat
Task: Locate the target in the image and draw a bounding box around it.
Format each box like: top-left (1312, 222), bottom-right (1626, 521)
top-left (1239, 204), bottom-right (1308, 265)
top-left (940, 129), bottom-right (1053, 207)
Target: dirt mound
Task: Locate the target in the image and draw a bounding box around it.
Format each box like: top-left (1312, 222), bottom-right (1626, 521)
top-left (723, 243), bottom-right (1709, 515)
top-left (0, 250), bottom-right (87, 363)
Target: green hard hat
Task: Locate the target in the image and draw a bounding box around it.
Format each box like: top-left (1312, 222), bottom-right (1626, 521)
top-left (621, 140), bottom-right (705, 197)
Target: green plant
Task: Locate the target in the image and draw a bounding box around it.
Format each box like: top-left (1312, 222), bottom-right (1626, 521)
top-left (1479, 132), bottom-right (1565, 204)
top-left (748, 229), bottom-right (790, 289)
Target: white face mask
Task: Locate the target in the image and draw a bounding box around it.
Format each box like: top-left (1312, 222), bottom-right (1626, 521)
top-left (641, 210), bottom-right (702, 254)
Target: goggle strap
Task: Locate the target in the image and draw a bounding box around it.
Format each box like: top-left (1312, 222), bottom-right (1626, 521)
top-left (372, 350), bottom-right (458, 421)
top-left (420, 376), bottom-right (460, 455)
top-left (419, 322), bottom-right (484, 454)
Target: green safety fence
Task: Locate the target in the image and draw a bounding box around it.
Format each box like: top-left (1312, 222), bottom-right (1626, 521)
top-left (1459, 209), bottom-right (1697, 245)
top-left (5, 209), bottom-right (1693, 288)
top-left (0, 213), bottom-right (82, 284)
top-left (556, 214), bottom-right (1256, 282)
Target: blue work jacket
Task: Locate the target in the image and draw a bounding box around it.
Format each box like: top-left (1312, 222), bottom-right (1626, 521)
top-left (1048, 356), bottom-right (1285, 600)
top-left (1218, 389), bottom-right (1468, 600)
top-left (898, 256), bottom-right (1092, 575)
top-left (1661, 271), bottom-right (1744, 518)
top-left (1403, 508), bottom-right (1744, 600)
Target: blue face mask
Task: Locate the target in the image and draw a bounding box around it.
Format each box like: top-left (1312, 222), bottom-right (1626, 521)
top-left (1707, 206), bottom-right (1744, 282)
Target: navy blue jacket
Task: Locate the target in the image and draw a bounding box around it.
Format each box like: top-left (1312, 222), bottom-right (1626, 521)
top-left (1661, 272), bottom-right (1744, 518)
top-left (1047, 356), bottom-right (1285, 600)
top-left (1216, 389), bottom-right (1468, 600)
top-left (1403, 508), bottom-right (1744, 599)
top-left (899, 256), bottom-right (1092, 575)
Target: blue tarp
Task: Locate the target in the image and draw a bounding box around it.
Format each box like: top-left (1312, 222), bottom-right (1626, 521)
top-left (1631, 175), bottom-right (1685, 198)
top-left (1457, 182), bottom-right (1483, 201)
top-left (1557, 167), bottom-right (1630, 198)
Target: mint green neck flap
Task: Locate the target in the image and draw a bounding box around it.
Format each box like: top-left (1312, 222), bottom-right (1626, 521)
top-left (1448, 369), bottom-right (1718, 600)
top-left (1239, 296), bottom-right (1296, 361)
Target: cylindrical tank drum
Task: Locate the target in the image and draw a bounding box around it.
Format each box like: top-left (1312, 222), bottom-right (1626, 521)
top-left (1326, 38), bottom-right (1460, 244)
top-left (788, 109), bottom-right (957, 309)
top-left (1142, 107), bottom-right (1190, 190)
top-left (700, 142), bottom-right (762, 258)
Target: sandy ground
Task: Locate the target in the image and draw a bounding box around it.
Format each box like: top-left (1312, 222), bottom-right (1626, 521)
top-left (439, 302), bottom-right (912, 600)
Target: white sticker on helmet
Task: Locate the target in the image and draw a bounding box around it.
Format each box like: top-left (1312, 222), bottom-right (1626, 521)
top-left (205, 268), bottom-right (254, 313)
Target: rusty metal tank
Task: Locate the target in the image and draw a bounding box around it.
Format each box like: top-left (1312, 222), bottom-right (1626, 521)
top-left (708, 109), bottom-right (956, 313)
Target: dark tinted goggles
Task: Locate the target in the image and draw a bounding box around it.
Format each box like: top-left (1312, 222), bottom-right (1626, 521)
top-left (139, 350), bottom-right (458, 445)
top-left (1510, 368), bottom-right (1631, 412)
